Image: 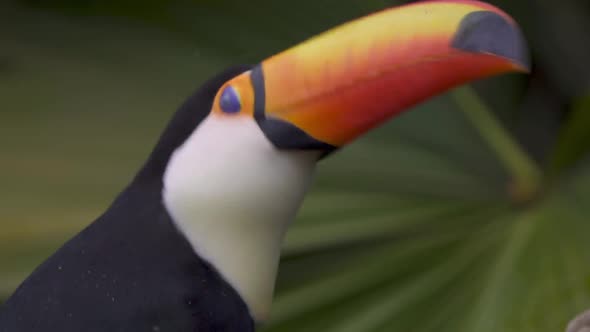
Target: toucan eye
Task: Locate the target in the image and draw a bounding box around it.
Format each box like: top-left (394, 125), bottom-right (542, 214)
top-left (219, 86), bottom-right (241, 114)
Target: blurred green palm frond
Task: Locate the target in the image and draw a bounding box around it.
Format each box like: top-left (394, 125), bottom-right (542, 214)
top-left (1, 0), bottom-right (590, 331)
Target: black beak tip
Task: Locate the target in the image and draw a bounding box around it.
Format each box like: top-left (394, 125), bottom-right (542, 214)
top-left (451, 11), bottom-right (531, 72)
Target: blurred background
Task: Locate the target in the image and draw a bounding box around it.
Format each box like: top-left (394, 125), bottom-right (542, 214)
top-left (1, 0), bottom-right (590, 331)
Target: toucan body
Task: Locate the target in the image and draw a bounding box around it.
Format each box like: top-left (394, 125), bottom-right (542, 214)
top-left (0, 1), bottom-right (529, 331)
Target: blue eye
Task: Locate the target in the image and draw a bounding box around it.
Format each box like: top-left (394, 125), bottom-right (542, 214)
top-left (219, 86), bottom-right (241, 114)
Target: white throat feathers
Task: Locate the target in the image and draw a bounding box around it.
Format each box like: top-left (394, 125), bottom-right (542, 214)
top-left (162, 115), bottom-right (319, 322)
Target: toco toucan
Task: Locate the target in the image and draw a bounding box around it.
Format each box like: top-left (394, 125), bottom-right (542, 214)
top-left (0, 1), bottom-right (529, 331)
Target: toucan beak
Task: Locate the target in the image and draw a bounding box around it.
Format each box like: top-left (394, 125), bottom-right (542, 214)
top-left (214, 0), bottom-right (530, 151)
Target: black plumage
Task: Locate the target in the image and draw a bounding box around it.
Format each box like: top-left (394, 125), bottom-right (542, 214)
top-left (0, 65), bottom-right (255, 332)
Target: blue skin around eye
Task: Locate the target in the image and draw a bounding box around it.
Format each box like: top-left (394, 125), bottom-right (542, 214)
top-left (219, 86), bottom-right (241, 114)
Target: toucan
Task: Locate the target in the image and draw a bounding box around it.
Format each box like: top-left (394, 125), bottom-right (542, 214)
top-left (0, 1), bottom-right (529, 331)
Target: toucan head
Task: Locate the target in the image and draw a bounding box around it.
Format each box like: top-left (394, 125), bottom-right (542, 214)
top-left (210, 0), bottom-right (528, 151)
top-left (156, 0), bottom-right (529, 323)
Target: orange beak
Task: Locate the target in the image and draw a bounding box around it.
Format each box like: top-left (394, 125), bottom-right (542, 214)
top-left (212, 0), bottom-right (529, 151)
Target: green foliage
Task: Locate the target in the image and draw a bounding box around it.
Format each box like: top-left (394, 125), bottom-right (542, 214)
top-left (2, 0), bottom-right (590, 331)
top-left (550, 95), bottom-right (590, 177)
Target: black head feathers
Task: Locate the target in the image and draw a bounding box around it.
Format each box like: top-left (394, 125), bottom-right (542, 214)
top-left (136, 64), bottom-right (253, 181)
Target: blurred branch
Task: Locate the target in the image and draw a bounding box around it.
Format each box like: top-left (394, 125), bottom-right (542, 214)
top-left (451, 86), bottom-right (542, 202)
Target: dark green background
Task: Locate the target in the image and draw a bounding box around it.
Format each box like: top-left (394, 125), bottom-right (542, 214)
top-left (1, 0), bottom-right (590, 331)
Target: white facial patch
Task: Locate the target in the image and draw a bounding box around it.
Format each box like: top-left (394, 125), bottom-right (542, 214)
top-left (162, 114), bottom-right (319, 322)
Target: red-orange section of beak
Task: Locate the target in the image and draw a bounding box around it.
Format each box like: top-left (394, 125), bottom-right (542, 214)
top-left (217, 0), bottom-right (529, 148)
top-left (263, 37), bottom-right (522, 146)
top-left (252, 0), bottom-right (526, 146)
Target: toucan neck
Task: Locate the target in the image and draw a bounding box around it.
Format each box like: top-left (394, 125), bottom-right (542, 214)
top-left (161, 117), bottom-right (319, 322)
top-left (164, 202), bottom-right (300, 322)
